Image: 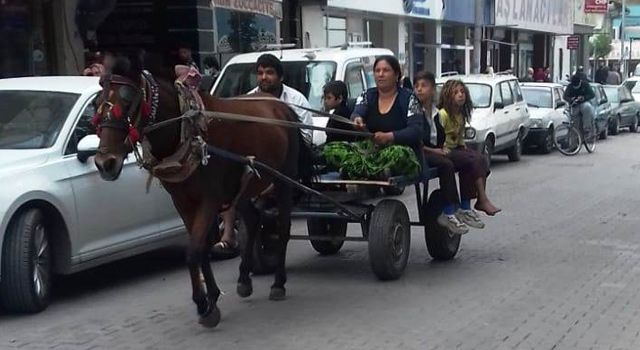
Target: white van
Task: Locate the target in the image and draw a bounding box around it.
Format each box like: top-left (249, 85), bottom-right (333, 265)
top-left (211, 46), bottom-right (394, 145)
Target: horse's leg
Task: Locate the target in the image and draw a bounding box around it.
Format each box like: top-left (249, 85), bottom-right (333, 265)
top-left (236, 201), bottom-right (259, 297)
top-left (182, 199), bottom-right (221, 327)
top-left (269, 182), bottom-right (293, 301)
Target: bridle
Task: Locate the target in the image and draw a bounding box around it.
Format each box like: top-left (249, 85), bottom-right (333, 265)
top-left (91, 71), bottom-right (159, 147)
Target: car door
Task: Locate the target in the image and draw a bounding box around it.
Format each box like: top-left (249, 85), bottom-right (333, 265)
top-left (495, 81), bottom-right (516, 148)
top-left (553, 87), bottom-right (569, 127)
top-left (64, 96), bottom-right (183, 262)
top-left (597, 86), bottom-right (612, 129)
top-left (508, 79), bottom-right (528, 130)
top-left (619, 86), bottom-right (636, 124)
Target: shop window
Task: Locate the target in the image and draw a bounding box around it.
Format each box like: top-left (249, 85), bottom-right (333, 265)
top-left (326, 16), bottom-right (346, 47)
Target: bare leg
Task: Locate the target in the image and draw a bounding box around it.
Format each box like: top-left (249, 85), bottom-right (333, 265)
top-left (473, 177), bottom-right (501, 216)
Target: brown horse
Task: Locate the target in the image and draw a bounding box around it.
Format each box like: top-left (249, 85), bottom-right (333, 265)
top-left (92, 51), bottom-right (313, 327)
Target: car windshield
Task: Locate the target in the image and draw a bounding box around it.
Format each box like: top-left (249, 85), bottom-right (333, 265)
top-left (603, 87), bottom-right (620, 103)
top-left (213, 61), bottom-right (337, 110)
top-left (521, 87), bottom-right (553, 108)
top-left (0, 90), bottom-right (79, 149)
top-left (435, 83), bottom-right (492, 108)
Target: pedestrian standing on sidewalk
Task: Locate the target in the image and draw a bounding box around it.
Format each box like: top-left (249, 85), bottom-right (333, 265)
top-left (438, 79), bottom-right (501, 216)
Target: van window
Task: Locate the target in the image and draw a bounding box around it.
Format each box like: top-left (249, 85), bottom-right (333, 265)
top-left (345, 63), bottom-right (365, 100)
top-left (213, 61), bottom-right (337, 110)
top-left (508, 80), bottom-right (523, 102)
top-left (499, 82), bottom-right (514, 106)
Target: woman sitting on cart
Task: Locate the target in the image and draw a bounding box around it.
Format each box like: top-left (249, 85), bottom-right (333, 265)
top-left (413, 71), bottom-right (475, 234)
top-left (351, 55), bottom-right (424, 159)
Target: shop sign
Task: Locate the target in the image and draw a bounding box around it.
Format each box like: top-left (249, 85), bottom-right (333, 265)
top-left (567, 35), bottom-right (580, 50)
top-left (212, 0), bottom-right (282, 19)
top-left (327, 0), bottom-right (443, 19)
top-left (584, 0), bottom-right (608, 14)
top-left (495, 0), bottom-right (574, 34)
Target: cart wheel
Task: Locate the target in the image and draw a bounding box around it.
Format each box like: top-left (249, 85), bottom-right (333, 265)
top-left (368, 199), bottom-right (411, 281)
top-left (424, 190), bottom-right (461, 261)
top-left (307, 218), bottom-right (347, 255)
top-left (237, 216), bottom-right (279, 275)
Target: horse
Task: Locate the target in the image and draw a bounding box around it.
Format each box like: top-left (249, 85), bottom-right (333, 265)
top-left (91, 51), bottom-right (314, 328)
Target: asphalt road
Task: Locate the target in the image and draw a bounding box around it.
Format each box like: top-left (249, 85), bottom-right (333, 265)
top-left (3, 131), bottom-right (640, 350)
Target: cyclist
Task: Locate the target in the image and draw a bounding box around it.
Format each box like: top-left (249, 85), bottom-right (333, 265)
top-left (563, 74), bottom-right (596, 135)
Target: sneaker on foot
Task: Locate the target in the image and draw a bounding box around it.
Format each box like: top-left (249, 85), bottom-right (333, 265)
top-left (436, 214), bottom-right (469, 235)
top-left (455, 209), bottom-right (485, 229)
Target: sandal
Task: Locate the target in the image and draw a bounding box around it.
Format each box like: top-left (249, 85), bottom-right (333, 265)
top-left (211, 240), bottom-right (239, 260)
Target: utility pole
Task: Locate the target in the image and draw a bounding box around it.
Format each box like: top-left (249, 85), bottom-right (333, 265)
top-left (621, 0), bottom-right (627, 77)
top-left (473, 0), bottom-right (482, 74)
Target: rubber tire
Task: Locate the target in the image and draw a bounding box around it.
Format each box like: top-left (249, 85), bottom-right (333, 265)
top-left (307, 218), bottom-right (347, 255)
top-left (367, 199), bottom-right (411, 281)
top-left (610, 116), bottom-right (621, 135)
top-left (0, 208), bottom-right (52, 313)
top-left (383, 185), bottom-right (405, 196)
top-left (237, 216), bottom-right (279, 275)
top-left (423, 190), bottom-right (461, 261)
top-left (483, 137), bottom-right (494, 168)
top-left (507, 131), bottom-right (523, 162)
top-left (630, 115), bottom-right (638, 132)
top-left (599, 122), bottom-right (609, 140)
top-left (538, 127), bottom-right (554, 154)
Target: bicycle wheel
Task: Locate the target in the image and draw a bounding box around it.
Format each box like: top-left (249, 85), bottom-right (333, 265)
top-left (554, 123), bottom-right (582, 156)
top-left (582, 119), bottom-right (596, 153)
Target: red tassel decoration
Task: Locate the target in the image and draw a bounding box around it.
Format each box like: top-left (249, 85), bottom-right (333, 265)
top-left (111, 104), bottom-right (123, 119)
top-left (128, 126), bottom-right (140, 143)
top-left (90, 113), bottom-right (101, 127)
top-left (141, 101), bottom-right (151, 118)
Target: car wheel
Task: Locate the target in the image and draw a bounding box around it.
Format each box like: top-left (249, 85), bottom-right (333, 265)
top-left (599, 123), bottom-right (609, 140)
top-left (1, 208), bottom-right (52, 313)
top-left (507, 131), bottom-right (522, 162)
top-left (610, 115), bottom-right (621, 135)
top-left (539, 127), bottom-right (554, 154)
top-left (482, 137), bottom-right (494, 168)
top-left (630, 114), bottom-right (639, 132)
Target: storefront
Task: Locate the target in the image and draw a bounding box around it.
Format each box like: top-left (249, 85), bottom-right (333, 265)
top-left (302, 0), bottom-right (443, 78)
top-left (494, 0), bottom-right (574, 80)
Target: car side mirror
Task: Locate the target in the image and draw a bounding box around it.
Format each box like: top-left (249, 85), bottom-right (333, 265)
top-left (77, 134), bottom-right (100, 163)
top-left (494, 101), bottom-right (505, 110)
top-left (556, 101), bottom-right (567, 109)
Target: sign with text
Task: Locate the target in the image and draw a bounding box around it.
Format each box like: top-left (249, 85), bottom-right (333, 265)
top-left (495, 0), bottom-right (574, 34)
top-left (584, 0), bottom-right (608, 14)
top-left (567, 35), bottom-right (580, 50)
top-left (212, 0), bottom-right (282, 19)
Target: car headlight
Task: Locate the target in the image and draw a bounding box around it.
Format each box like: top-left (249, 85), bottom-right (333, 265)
top-left (464, 127), bottom-right (476, 139)
top-left (529, 119), bottom-right (544, 128)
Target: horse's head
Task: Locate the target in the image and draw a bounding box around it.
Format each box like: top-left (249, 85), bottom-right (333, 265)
top-left (93, 52), bottom-right (155, 180)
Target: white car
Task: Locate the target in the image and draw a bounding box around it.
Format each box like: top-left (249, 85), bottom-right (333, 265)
top-left (520, 83), bottom-right (570, 154)
top-left (0, 76), bottom-right (185, 313)
top-left (623, 76), bottom-right (640, 101)
top-left (211, 45), bottom-right (394, 145)
top-left (436, 74), bottom-right (530, 162)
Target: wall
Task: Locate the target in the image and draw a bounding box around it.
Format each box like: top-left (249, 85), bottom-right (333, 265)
top-left (301, 4), bottom-right (324, 48)
top-left (553, 36), bottom-right (571, 82)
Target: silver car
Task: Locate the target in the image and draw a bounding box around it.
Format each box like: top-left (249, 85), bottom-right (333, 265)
top-left (0, 77), bottom-right (185, 313)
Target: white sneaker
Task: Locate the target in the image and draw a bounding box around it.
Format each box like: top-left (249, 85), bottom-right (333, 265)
top-left (436, 214), bottom-right (469, 235)
top-left (455, 209), bottom-right (485, 229)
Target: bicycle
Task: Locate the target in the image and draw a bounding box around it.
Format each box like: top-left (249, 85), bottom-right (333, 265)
top-left (553, 99), bottom-right (596, 156)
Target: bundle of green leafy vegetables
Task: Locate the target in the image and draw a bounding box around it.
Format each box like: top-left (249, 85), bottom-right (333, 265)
top-left (322, 141), bottom-right (421, 180)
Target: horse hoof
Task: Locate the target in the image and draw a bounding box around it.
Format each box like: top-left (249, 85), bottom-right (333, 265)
top-left (269, 287), bottom-right (286, 301)
top-left (237, 282), bottom-right (253, 298)
top-left (198, 305), bottom-right (221, 328)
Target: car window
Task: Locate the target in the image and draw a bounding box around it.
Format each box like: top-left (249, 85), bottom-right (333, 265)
top-left (466, 83), bottom-right (492, 108)
top-left (508, 80), bottom-right (523, 102)
top-left (599, 87), bottom-right (608, 103)
top-left (624, 80), bottom-right (638, 91)
top-left (521, 87), bottom-right (552, 108)
top-left (553, 88), bottom-right (562, 105)
top-left (0, 90), bottom-right (79, 149)
top-left (344, 62), bottom-right (365, 100)
top-left (65, 95), bottom-right (97, 155)
top-left (500, 82), bottom-right (514, 106)
top-left (213, 61), bottom-right (337, 110)
top-left (603, 87), bottom-right (619, 103)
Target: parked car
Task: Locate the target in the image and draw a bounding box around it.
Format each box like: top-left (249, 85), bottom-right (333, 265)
top-left (602, 84), bottom-right (640, 134)
top-left (0, 77), bottom-right (185, 313)
top-left (211, 45), bottom-right (394, 146)
top-left (520, 83), bottom-right (570, 153)
top-left (589, 83), bottom-right (614, 139)
top-left (436, 73), bottom-right (530, 163)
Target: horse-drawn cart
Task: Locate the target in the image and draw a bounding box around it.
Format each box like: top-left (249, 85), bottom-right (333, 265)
top-left (232, 159), bottom-right (462, 280)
